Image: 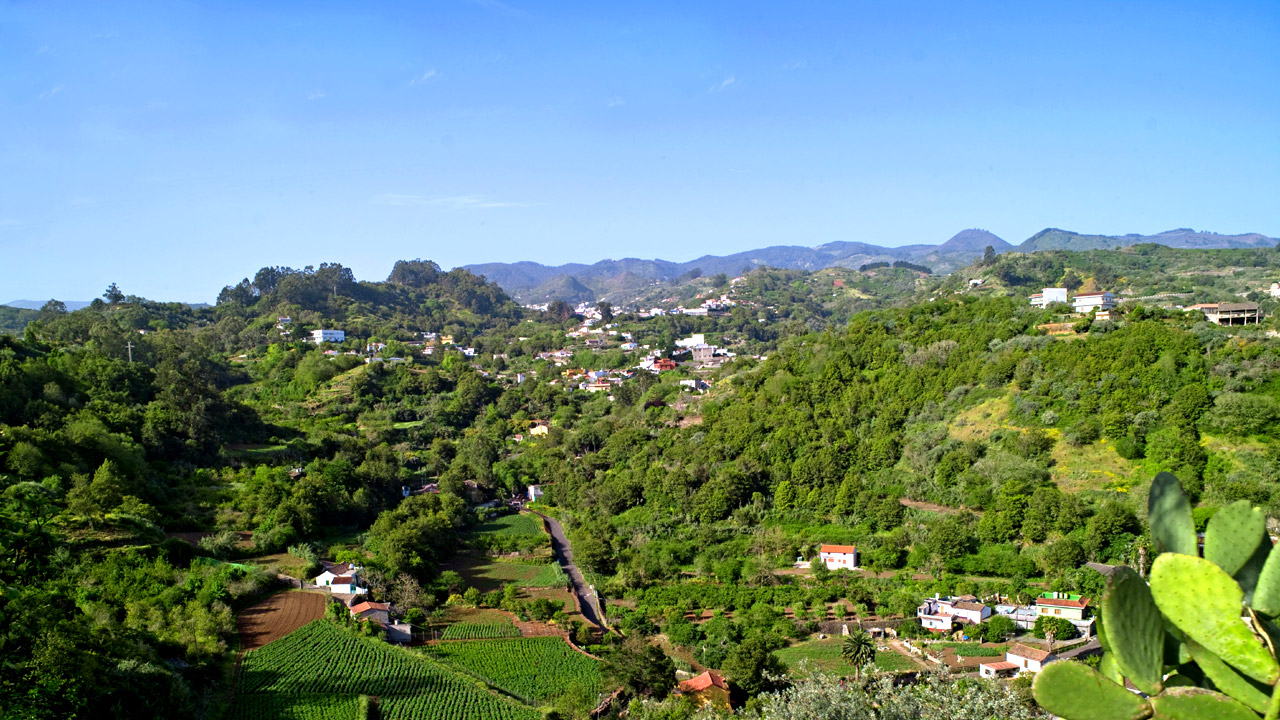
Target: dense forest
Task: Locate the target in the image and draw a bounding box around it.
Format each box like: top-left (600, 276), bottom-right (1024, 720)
top-left (2, 246), bottom-right (1279, 718)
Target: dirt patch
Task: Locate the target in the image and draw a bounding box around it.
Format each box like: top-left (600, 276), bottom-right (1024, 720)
top-left (237, 591), bottom-right (328, 650)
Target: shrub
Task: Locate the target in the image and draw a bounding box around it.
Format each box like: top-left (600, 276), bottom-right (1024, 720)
top-left (1032, 615), bottom-right (1076, 641)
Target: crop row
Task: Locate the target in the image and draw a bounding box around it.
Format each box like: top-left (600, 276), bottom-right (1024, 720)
top-left (441, 621), bottom-right (522, 640)
top-left (230, 620), bottom-right (539, 720)
top-left (425, 636), bottom-right (602, 703)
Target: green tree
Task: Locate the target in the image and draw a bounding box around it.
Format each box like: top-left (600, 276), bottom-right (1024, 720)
top-left (722, 636), bottom-right (786, 697)
top-left (840, 628), bottom-right (875, 681)
top-left (773, 480), bottom-right (796, 511)
top-left (103, 283), bottom-right (125, 304)
top-left (604, 635), bottom-right (676, 700)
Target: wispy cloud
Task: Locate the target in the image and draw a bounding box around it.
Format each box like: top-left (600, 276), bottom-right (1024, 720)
top-left (410, 69), bottom-right (439, 86)
top-left (307, 90), bottom-right (327, 100)
top-left (371, 194), bottom-right (537, 210)
top-left (708, 75), bottom-right (737, 93)
top-left (781, 60), bottom-right (807, 70)
top-left (606, 96), bottom-right (625, 107)
top-left (38, 84), bottom-right (64, 100)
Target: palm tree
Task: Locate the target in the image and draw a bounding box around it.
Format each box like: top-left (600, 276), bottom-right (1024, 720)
top-left (841, 628), bottom-right (876, 681)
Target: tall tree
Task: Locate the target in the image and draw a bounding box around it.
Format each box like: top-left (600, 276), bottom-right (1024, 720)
top-left (103, 283), bottom-right (124, 304)
top-left (841, 628), bottom-right (875, 681)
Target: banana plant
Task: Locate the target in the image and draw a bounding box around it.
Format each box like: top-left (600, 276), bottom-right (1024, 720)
top-left (1033, 471), bottom-right (1280, 720)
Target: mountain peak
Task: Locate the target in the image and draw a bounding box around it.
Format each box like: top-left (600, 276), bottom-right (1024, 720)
top-left (936, 229), bottom-right (1012, 254)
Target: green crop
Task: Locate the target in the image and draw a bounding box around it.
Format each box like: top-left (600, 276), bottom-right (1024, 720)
top-left (440, 620), bottom-right (522, 640)
top-left (1033, 471), bottom-right (1280, 720)
top-left (230, 620), bottom-right (539, 720)
top-left (426, 636), bottom-right (602, 704)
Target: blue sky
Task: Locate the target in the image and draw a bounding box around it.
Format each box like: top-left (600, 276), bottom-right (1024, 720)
top-left (2, 1), bottom-right (1277, 302)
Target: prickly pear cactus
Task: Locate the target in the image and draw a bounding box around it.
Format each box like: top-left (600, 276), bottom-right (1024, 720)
top-left (1033, 472), bottom-right (1280, 720)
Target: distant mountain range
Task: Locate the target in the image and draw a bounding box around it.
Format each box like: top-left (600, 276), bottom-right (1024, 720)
top-left (3, 299), bottom-right (93, 310)
top-left (464, 228), bottom-right (1278, 304)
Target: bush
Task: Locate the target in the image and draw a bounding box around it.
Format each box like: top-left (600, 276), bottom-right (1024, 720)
top-left (979, 615), bottom-right (1016, 643)
top-left (1063, 418), bottom-right (1101, 447)
top-left (1032, 615), bottom-right (1076, 641)
top-left (1112, 436), bottom-right (1144, 460)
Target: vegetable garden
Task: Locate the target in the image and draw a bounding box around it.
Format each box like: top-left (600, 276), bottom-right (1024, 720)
top-left (441, 620), bottom-right (522, 640)
top-left (425, 637), bottom-right (603, 703)
top-left (231, 621), bottom-right (539, 720)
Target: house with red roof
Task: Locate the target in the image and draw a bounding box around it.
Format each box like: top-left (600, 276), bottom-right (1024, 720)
top-left (818, 544), bottom-right (858, 570)
top-left (675, 670), bottom-right (730, 709)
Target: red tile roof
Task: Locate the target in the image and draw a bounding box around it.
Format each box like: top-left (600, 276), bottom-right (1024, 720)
top-left (982, 661), bottom-right (1019, 671)
top-left (820, 544), bottom-right (857, 554)
top-left (332, 576), bottom-right (354, 584)
top-left (1008, 643), bottom-right (1053, 662)
top-left (679, 670), bottom-right (728, 693)
top-left (350, 602), bottom-right (389, 614)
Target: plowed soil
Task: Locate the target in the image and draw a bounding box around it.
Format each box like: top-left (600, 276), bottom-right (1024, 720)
top-left (238, 591), bottom-right (327, 650)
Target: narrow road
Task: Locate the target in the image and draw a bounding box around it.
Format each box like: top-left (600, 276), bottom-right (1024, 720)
top-left (531, 511), bottom-right (605, 628)
top-left (1056, 637), bottom-right (1101, 660)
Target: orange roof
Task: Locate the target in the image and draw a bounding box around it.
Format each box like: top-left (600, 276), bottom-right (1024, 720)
top-left (1008, 643), bottom-right (1053, 662)
top-left (820, 544), bottom-right (857, 554)
top-left (679, 670), bottom-right (728, 693)
top-left (982, 661), bottom-right (1019, 671)
top-left (350, 602), bottom-right (390, 614)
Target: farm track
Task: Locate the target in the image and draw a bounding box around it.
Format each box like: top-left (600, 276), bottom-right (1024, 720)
top-left (237, 590), bottom-right (328, 651)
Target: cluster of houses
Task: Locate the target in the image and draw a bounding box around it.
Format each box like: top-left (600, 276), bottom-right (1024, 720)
top-left (1027, 288), bottom-right (1116, 315)
top-left (916, 591), bottom-right (1092, 637)
top-left (311, 562), bottom-right (411, 643)
top-left (1029, 287), bottom-right (1266, 326)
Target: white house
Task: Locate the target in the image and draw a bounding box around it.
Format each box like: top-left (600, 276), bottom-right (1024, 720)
top-left (1270, 282), bottom-right (1280, 298)
top-left (311, 329), bottom-right (346, 343)
top-left (1071, 291), bottom-right (1116, 314)
top-left (528, 485), bottom-right (545, 502)
top-left (1035, 592), bottom-right (1090, 621)
top-left (817, 544), bottom-right (857, 571)
top-left (980, 643), bottom-right (1055, 677)
top-left (313, 562), bottom-right (368, 595)
top-left (675, 334), bottom-right (707, 349)
top-left (917, 594), bottom-right (991, 632)
top-left (1028, 288), bottom-right (1069, 308)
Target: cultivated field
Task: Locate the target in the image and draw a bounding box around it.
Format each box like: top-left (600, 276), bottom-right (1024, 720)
top-left (425, 636), bottom-right (602, 704)
top-left (237, 591), bottom-right (328, 650)
top-left (231, 620), bottom-right (538, 720)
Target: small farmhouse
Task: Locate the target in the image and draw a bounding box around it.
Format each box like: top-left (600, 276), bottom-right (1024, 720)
top-left (818, 544), bottom-right (857, 570)
top-left (311, 329), bottom-right (345, 343)
top-left (313, 562), bottom-right (368, 595)
top-left (675, 670), bottom-right (730, 710)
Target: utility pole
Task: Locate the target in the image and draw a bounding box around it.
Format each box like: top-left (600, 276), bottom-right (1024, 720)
top-left (126, 341), bottom-right (134, 364)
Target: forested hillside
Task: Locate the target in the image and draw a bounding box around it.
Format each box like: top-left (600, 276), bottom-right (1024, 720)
top-left (2, 248), bottom-right (1279, 718)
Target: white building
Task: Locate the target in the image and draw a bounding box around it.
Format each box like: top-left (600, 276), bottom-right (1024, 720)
top-left (817, 544), bottom-right (857, 570)
top-left (1072, 291), bottom-right (1116, 314)
top-left (675, 334), bottom-right (707, 348)
top-left (980, 643), bottom-right (1056, 677)
top-left (527, 485), bottom-right (545, 502)
top-left (917, 594), bottom-right (991, 632)
top-left (1028, 288), bottom-right (1069, 308)
top-left (313, 562), bottom-right (368, 595)
top-left (311, 329), bottom-right (346, 343)
top-left (1270, 282), bottom-right (1280, 298)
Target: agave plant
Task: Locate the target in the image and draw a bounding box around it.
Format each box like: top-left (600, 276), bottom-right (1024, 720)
top-left (1033, 472), bottom-right (1280, 720)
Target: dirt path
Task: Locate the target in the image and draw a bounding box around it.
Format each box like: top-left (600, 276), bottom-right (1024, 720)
top-left (887, 639), bottom-right (932, 671)
top-left (237, 590), bottom-right (328, 650)
top-left (530, 512), bottom-right (605, 628)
